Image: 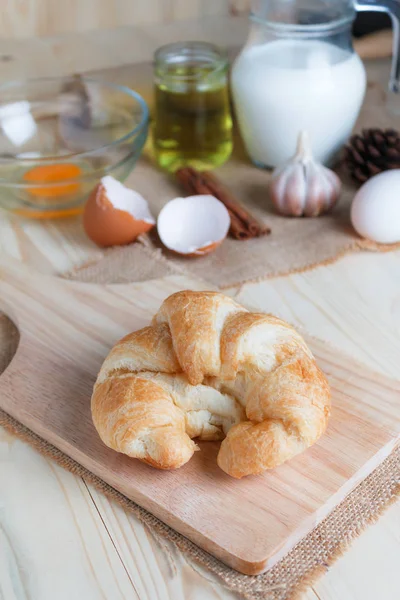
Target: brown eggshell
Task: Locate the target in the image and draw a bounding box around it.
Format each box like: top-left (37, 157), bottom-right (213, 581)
top-left (83, 183), bottom-right (154, 247)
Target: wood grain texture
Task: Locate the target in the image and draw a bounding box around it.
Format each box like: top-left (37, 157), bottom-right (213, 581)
top-left (0, 425), bottom-right (241, 600)
top-left (0, 0), bottom-right (232, 39)
top-left (0, 257), bottom-right (398, 576)
top-left (353, 29), bottom-right (392, 60)
top-left (0, 431), bottom-right (140, 599)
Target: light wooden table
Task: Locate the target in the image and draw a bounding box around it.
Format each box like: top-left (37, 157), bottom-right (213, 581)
top-left (0, 23), bottom-right (399, 600)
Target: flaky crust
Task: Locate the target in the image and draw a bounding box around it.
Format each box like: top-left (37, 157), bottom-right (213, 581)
top-left (91, 291), bottom-right (330, 478)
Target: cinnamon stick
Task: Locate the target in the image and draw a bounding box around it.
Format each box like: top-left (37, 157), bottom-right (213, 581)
top-left (176, 167), bottom-right (270, 240)
top-left (204, 170), bottom-right (271, 238)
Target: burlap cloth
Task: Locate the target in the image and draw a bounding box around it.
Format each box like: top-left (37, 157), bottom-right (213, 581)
top-left (0, 272), bottom-right (399, 599)
top-left (66, 59), bottom-right (400, 289)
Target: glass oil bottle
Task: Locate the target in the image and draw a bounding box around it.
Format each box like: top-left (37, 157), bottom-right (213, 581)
top-left (153, 42), bottom-right (233, 172)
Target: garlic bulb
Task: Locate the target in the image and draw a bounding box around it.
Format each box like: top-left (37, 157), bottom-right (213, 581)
top-left (269, 131), bottom-right (342, 217)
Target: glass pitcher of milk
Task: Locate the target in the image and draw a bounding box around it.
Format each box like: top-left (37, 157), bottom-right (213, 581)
top-left (231, 0), bottom-right (400, 167)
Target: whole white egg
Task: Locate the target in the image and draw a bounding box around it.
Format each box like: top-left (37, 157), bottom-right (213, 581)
top-left (351, 170), bottom-right (400, 244)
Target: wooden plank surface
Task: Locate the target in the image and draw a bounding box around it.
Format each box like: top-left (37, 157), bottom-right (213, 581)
top-left (0, 0), bottom-right (235, 39)
top-left (0, 257), bottom-right (398, 577)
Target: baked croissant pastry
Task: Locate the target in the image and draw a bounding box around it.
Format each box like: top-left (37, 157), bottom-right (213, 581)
top-left (91, 291), bottom-right (330, 478)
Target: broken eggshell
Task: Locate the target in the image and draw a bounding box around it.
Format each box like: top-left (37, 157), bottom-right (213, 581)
top-left (157, 195), bottom-right (230, 256)
top-left (83, 176), bottom-right (155, 247)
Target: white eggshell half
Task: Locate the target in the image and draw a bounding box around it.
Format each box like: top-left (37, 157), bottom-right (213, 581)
top-left (351, 170), bottom-right (400, 244)
top-left (101, 175), bottom-right (155, 223)
top-left (157, 195), bottom-right (230, 255)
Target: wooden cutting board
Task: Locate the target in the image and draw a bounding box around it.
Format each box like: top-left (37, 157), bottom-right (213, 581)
top-left (0, 257), bottom-right (399, 576)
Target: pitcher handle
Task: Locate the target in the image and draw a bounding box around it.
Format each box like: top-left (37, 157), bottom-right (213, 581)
top-left (355, 0), bottom-right (400, 92)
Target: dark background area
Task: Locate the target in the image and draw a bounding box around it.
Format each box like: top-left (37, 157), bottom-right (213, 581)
top-left (354, 12), bottom-right (391, 36)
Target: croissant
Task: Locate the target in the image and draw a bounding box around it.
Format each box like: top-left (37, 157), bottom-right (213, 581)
top-left (91, 291), bottom-right (330, 478)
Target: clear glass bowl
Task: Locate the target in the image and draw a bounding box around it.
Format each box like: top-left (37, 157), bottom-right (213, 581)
top-left (0, 77), bottom-right (149, 218)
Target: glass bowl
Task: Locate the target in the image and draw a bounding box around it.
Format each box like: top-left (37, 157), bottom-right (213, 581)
top-left (0, 77), bottom-right (149, 218)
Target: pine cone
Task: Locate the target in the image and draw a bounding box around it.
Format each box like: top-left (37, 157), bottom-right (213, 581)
top-left (345, 128), bottom-right (400, 184)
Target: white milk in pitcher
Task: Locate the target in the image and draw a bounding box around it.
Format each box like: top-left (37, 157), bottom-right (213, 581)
top-left (231, 39), bottom-right (366, 167)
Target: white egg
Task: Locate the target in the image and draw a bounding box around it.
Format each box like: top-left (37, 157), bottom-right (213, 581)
top-left (351, 170), bottom-right (400, 244)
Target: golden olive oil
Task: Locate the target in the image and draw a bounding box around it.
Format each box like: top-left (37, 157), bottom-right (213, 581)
top-left (153, 44), bottom-right (233, 172)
